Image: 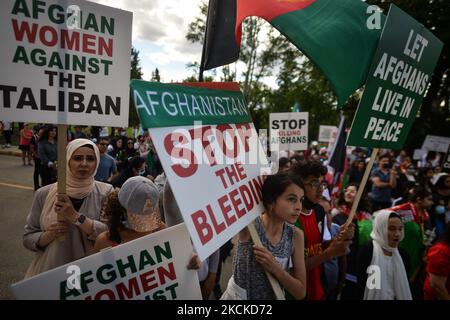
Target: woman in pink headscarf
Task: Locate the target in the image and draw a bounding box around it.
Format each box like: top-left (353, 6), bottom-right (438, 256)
top-left (23, 138), bottom-right (114, 278)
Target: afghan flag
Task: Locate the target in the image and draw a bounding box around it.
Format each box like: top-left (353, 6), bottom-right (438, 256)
top-left (202, 0), bottom-right (385, 106)
top-left (328, 116), bottom-right (349, 197)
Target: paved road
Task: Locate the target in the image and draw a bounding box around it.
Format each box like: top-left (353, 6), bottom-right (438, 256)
top-left (0, 154), bottom-right (35, 299)
top-left (0, 154), bottom-right (234, 300)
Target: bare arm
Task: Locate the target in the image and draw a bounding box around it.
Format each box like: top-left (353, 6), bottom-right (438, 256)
top-left (305, 238), bottom-right (351, 271)
top-left (253, 228), bottom-right (307, 300)
top-left (429, 273), bottom-right (450, 300)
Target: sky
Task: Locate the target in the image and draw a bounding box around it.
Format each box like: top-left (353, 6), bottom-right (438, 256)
top-left (91, 0), bottom-right (205, 82)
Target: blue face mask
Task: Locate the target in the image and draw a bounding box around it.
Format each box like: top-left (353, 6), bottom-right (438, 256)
top-left (435, 205), bottom-right (446, 215)
top-left (139, 169), bottom-right (146, 176)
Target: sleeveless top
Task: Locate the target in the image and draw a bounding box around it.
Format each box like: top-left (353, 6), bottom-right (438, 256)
top-left (233, 216), bottom-right (294, 299)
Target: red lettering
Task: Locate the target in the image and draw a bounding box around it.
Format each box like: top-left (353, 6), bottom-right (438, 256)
top-left (224, 165), bottom-right (240, 186)
top-left (235, 162), bottom-right (247, 180)
top-left (94, 289), bottom-right (116, 300)
top-left (235, 123), bottom-right (252, 153)
top-left (239, 184), bottom-right (254, 212)
top-left (191, 210), bottom-right (213, 245)
top-left (229, 189), bottom-right (246, 219)
top-left (215, 168), bottom-right (228, 189)
top-left (206, 204), bottom-right (226, 235)
top-left (61, 29), bottom-right (80, 51)
top-left (39, 25), bottom-right (57, 46)
top-left (98, 37), bottom-right (113, 57)
top-left (218, 194), bottom-right (236, 226)
top-left (140, 270), bottom-right (157, 292)
top-left (216, 124), bottom-right (239, 159)
top-left (12, 19), bottom-right (38, 43)
top-left (83, 33), bottom-right (97, 54)
top-left (248, 177), bottom-right (261, 205)
top-left (116, 278), bottom-right (141, 299)
top-left (157, 262), bottom-right (177, 285)
top-left (164, 132), bottom-right (198, 178)
top-left (189, 125), bottom-right (217, 167)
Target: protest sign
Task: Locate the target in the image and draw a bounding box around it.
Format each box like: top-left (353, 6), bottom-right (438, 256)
top-left (131, 81), bottom-right (268, 261)
top-left (318, 125), bottom-right (338, 143)
top-left (11, 223), bottom-right (201, 300)
top-left (269, 112), bottom-right (308, 151)
top-left (344, 4), bottom-right (443, 227)
top-left (413, 149), bottom-right (427, 160)
top-left (0, 0), bottom-right (132, 127)
top-left (442, 146), bottom-right (450, 173)
top-left (421, 135), bottom-right (450, 153)
top-left (347, 5), bottom-right (443, 149)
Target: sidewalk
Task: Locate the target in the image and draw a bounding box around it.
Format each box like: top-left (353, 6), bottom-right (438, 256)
top-left (0, 145), bottom-right (22, 157)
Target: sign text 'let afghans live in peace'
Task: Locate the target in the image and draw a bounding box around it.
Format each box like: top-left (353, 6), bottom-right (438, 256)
top-left (347, 5), bottom-right (443, 149)
top-left (0, 0), bottom-right (132, 126)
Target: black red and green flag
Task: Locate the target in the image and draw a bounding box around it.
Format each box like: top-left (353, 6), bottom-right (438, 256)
top-left (202, 0), bottom-right (385, 106)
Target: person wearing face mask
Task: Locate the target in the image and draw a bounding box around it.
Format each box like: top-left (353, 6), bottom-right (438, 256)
top-left (431, 173), bottom-right (450, 239)
top-left (23, 139), bottom-right (114, 278)
top-left (356, 210), bottom-right (412, 300)
top-left (109, 156), bottom-right (146, 188)
top-left (390, 187), bottom-right (434, 299)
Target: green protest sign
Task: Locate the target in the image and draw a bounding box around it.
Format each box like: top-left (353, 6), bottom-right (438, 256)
top-left (347, 5), bottom-right (443, 149)
top-left (130, 80), bottom-right (251, 128)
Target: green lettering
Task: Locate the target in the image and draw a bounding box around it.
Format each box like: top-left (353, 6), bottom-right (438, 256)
top-left (96, 264), bottom-right (116, 284)
top-left (139, 250), bottom-right (156, 270)
top-left (11, 0), bottom-right (30, 17)
top-left (155, 241), bottom-right (172, 263)
top-left (12, 46), bottom-right (30, 65)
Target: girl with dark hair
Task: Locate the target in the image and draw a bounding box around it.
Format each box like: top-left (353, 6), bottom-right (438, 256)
top-left (331, 183), bottom-right (373, 300)
top-left (356, 210), bottom-right (412, 300)
top-left (222, 172), bottom-right (307, 300)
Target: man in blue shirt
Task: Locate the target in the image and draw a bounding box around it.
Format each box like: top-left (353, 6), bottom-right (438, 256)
top-left (95, 138), bottom-right (116, 182)
top-left (370, 154), bottom-right (398, 211)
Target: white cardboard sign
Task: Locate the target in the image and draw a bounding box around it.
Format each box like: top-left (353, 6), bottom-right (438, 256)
top-left (269, 112), bottom-right (309, 151)
top-left (150, 123), bottom-right (267, 261)
top-left (11, 223), bottom-right (201, 300)
top-left (0, 0), bottom-right (132, 126)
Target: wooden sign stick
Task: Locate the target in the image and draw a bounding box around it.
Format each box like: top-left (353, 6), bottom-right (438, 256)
top-left (56, 124), bottom-right (67, 241)
top-left (247, 222), bottom-right (286, 300)
top-left (344, 148), bottom-right (379, 227)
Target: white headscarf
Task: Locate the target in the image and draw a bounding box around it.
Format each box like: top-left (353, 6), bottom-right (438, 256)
top-left (364, 210), bottom-right (412, 300)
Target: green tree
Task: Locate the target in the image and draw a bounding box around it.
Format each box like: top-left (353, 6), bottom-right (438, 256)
top-left (151, 68), bottom-right (161, 82)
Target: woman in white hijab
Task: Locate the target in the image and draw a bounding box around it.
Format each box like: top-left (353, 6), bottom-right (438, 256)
top-left (356, 209), bottom-right (412, 300)
top-left (23, 138), bottom-right (114, 278)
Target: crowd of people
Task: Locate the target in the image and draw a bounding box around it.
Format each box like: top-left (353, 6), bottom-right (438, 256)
top-left (2, 121), bottom-right (448, 300)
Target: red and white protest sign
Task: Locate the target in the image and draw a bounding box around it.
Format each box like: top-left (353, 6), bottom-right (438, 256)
top-left (150, 123), bottom-right (267, 261)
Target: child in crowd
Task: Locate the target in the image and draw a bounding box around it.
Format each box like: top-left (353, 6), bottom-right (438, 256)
top-left (222, 172), bottom-right (307, 299)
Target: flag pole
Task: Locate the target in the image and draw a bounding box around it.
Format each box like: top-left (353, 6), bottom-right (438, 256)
top-left (199, 0), bottom-right (213, 82)
top-left (344, 148), bottom-right (379, 227)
